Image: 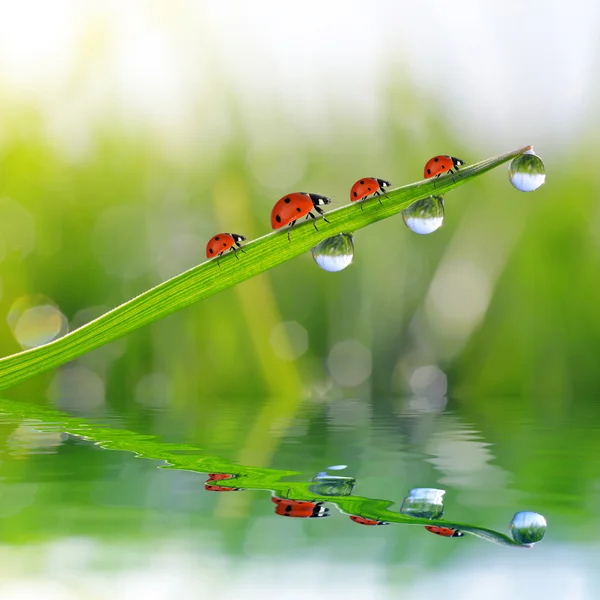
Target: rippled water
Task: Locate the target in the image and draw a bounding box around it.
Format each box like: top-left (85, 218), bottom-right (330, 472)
top-left (0, 391), bottom-right (597, 599)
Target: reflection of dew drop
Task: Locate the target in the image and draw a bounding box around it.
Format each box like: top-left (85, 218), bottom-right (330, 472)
top-left (311, 233), bottom-right (354, 272)
top-left (400, 488), bottom-right (445, 519)
top-left (509, 511), bottom-right (547, 546)
top-left (508, 149), bottom-right (546, 192)
top-left (402, 196), bottom-right (444, 235)
top-left (7, 295), bottom-right (68, 348)
top-left (327, 465), bottom-right (347, 471)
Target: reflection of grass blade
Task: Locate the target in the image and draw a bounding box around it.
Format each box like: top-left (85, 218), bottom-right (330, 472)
top-left (0, 146), bottom-right (532, 390)
top-left (0, 397), bottom-right (529, 547)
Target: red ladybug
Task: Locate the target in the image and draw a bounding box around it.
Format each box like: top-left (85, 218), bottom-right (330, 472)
top-left (424, 156), bottom-right (464, 182)
top-left (425, 525), bottom-right (464, 537)
top-left (350, 178), bottom-right (391, 208)
top-left (271, 496), bottom-right (330, 518)
top-left (270, 192), bottom-right (331, 240)
top-left (205, 473), bottom-right (241, 492)
top-left (349, 516), bottom-right (389, 526)
top-left (206, 233), bottom-right (246, 264)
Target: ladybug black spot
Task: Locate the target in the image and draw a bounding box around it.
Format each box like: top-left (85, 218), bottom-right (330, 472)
top-left (353, 191), bottom-right (358, 197)
top-left (285, 505), bottom-right (292, 512)
top-left (209, 249), bottom-right (213, 254)
top-left (427, 169), bottom-right (431, 174)
top-left (360, 180), bottom-right (364, 184)
top-left (284, 197), bottom-right (291, 204)
top-left (215, 236), bottom-right (220, 240)
top-left (434, 157), bottom-right (439, 162)
top-left (367, 187), bottom-right (372, 191)
top-left (276, 215), bottom-right (282, 223)
top-left (296, 207), bottom-right (302, 212)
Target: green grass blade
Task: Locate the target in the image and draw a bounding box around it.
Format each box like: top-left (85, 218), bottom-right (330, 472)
top-left (0, 145), bottom-right (532, 390)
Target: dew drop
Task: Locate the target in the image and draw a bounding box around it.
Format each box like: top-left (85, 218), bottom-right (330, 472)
top-left (508, 148), bottom-right (546, 192)
top-left (509, 511), bottom-right (547, 546)
top-left (311, 233), bottom-right (354, 272)
top-left (402, 196), bottom-right (444, 235)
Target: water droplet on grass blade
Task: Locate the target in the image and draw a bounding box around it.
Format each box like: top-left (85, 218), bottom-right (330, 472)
top-left (508, 148), bottom-right (546, 192)
top-left (311, 233), bottom-right (354, 272)
top-left (402, 196), bottom-right (444, 235)
top-left (509, 511), bottom-right (547, 545)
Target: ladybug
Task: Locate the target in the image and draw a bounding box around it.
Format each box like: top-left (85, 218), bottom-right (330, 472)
top-left (270, 192), bottom-right (331, 241)
top-left (271, 496), bottom-right (330, 518)
top-left (205, 473), bottom-right (241, 492)
top-left (350, 178), bottom-right (391, 209)
top-left (424, 156), bottom-right (464, 183)
top-left (425, 525), bottom-right (464, 538)
top-left (206, 233), bottom-right (246, 264)
top-left (349, 516), bottom-right (389, 526)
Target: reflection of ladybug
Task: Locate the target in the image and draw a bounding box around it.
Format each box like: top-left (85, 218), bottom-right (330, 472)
top-left (424, 155), bottom-right (464, 181)
top-left (349, 516), bottom-right (389, 526)
top-left (207, 473), bottom-right (235, 482)
top-left (425, 525), bottom-right (464, 537)
top-left (205, 473), bottom-right (241, 492)
top-left (271, 496), bottom-right (330, 518)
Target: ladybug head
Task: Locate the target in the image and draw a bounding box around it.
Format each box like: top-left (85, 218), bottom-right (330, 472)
top-left (377, 179), bottom-right (391, 188)
top-left (452, 530), bottom-right (465, 537)
top-left (308, 193), bottom-right (331, 206)
top-left (231, 234), bottom-right (246, 242)
top-left (451, 157), bottom-right (465, 167)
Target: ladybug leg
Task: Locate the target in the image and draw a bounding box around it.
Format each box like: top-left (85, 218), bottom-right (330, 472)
top-left (314, 204), bottom-right (331, 223)
top-left (287, 220), bottom-right (296, 242)
top-left (216, 251), bottom-right (223, 267)
top-left (235, 239), bottom-right (247, 254)
top-left (307, 211), bottom-right (320, 232)
top-left (230, 246), bottom-right (240, 260)
top-left (374, 190), bottom-right (383, 205)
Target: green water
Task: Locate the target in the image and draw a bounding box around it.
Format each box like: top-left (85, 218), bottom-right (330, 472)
top-left (0, 390), bottom-right (594, 599)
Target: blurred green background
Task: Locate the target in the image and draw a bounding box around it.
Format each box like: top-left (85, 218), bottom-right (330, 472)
top-left (1, 1), bottom-right (599, 598)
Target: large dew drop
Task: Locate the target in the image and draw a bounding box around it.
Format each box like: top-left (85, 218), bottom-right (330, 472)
top-left (311, 233), bottom-right (354, 272)
top-left (402, 196), bottom-right (444, 235)
top-left (508, 148), bottom-right (546, 192)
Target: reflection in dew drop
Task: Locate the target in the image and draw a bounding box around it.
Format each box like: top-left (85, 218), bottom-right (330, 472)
top-left (400, 488), bottom-right (446, 519)
top-left (7, 295), bottom-right (68, 348)
top-left (327, 465), bottom-right (348, 471)
top-left (311, 233), bottom-right (354, 272)
top-left (402, 196), bottom-right (444, 235)
top-left (508, 148), bottom-right (546, 192)
top-left (509, 511), bottom-right (547, 546)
